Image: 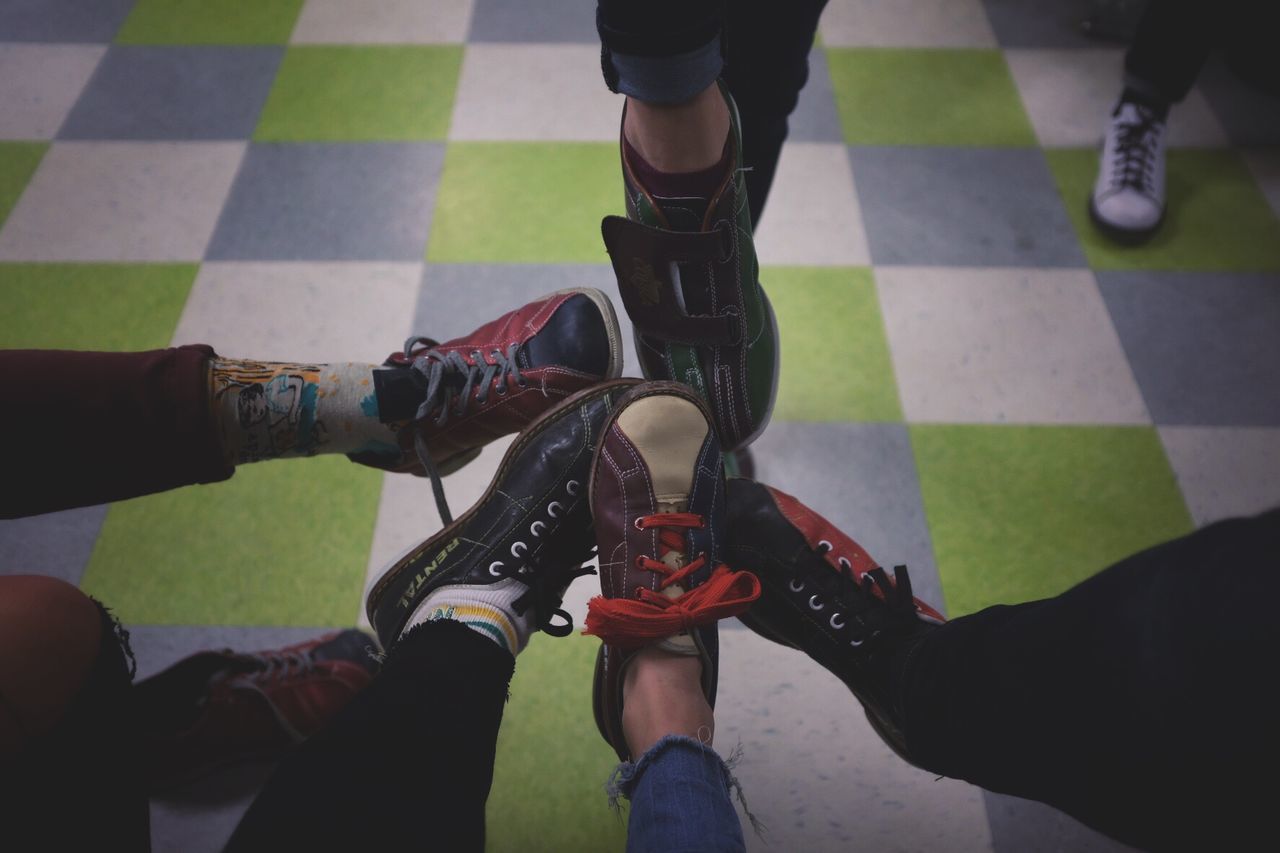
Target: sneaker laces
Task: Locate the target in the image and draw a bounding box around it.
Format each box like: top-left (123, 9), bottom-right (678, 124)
top-left (1109, 104), bottom-right (1163, 196)
top-left (806, 547), bottom-right (930, 645)
top-left (239, 649), bottom-right (314, 687)
top-left (584, 512), bottom-right (761, 647)
top-left (496, 549), bottom-right (598, 638)
top-left (402, 337), bottom-right (528, 526)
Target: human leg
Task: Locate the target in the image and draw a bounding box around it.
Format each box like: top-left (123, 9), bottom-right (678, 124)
top-left (595, 3), bottom-right (782, 452)
top-left (1, 289), bottom-right (621, 520)
top-left (586, 384), bottom-right (761, 851)
top-left (725, 479), bottom-right (1280, 849)
top-left (0, 575), bottom-right (150, 851)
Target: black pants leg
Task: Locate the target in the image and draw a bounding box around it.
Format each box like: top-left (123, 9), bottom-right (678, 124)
top-left (225, 621), bottom-right (514, 852)
top-left (1124, 0), bottom-right (1216, 103)
top-left (595, 0), bottom-right (828, 227)
top-left (2, 603), bottom-right (149, 852)
top-left (898, 509), bottom-right (1280, 850)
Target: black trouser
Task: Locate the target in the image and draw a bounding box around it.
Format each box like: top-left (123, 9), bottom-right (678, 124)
top-left (596, 0), bottom-right (829, 227)
top-left (226, 621), bottom-right (512, 852)
top-left (1125, 0), bottom-right (1215, 103)
top-left (2, 604), bottom-right (150, 852)
top-left (901, 508), bottom-right (1280, 851)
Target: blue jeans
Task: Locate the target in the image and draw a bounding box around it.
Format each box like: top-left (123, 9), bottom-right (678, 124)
top-left (611, 735), bottom-right (746, 853)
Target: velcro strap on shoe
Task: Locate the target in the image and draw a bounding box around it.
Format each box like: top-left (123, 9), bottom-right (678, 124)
top-left (601, 215), bottom-right (739, 346)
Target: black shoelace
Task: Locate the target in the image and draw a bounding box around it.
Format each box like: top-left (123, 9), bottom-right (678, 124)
top-left (1111, 105), bottom-right (1162, 195)
top-left (806, 545), bottom-right (920, 645)
top-left (401, 336), bottom-right (527, 526)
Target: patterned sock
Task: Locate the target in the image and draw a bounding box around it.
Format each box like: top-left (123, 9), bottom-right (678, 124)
top-left (403, 579), bottom-right (535, 657)
top-left (209, 359), bottom-right (411, 464)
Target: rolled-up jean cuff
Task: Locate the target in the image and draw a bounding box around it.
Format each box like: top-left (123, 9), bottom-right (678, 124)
top-left (606, 37), bottom-right (723, 104)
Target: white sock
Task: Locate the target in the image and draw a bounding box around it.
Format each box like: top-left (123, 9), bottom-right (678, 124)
top-left (403, 579), bottom-right (535, 656)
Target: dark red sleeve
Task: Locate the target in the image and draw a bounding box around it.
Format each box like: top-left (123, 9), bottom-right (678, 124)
top-left (0, 345), bottom-right (234, 519)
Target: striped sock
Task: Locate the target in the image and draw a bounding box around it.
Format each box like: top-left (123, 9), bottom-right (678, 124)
top-left (403, 579), bottom-right (534, 656)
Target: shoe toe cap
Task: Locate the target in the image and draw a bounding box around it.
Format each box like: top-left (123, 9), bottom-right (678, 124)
top-left (1093, 188), bottom-right (1163, 231)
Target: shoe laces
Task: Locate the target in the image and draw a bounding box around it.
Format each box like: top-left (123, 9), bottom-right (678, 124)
top-left (402, 338), bottom-right (528, 526)
top-left (797, 546), bottom-right (929, 648)
top-left (484, 478), bottom-right (597, 637)
top-left (1109, 104), bottom-right (1164, 196)
top-left (584, 512), bottom-right (761, 647)
top-left (238, 648), bottom-right (315, 688)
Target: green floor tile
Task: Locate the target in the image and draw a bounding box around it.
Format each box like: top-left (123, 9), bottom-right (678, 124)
top-left (488, 634), bottom-right (627, 852)
top-left (0, 264), bottom-right (196, 350)
top-left (81, 456), bottom-right (381, 625)
top-left (255, 46), bottom-right (462, 141)
top-left (766, 266), bottom-right (901, 422)
top-left (827, 49), bottom-right (1035, 146)
top-left (0, 142), bottom-right (46, 229)
top-left (911, 425), bottom-right (1192, 617)
top-left (1047, 148), bottom-right (1280, 271)
top-left (429, 142), bottom-right (618, 263)
top-left (116, 0), bottom-right (304, 44)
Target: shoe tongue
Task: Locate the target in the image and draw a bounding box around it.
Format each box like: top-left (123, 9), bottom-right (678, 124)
top-left (653, 499), bottom-right (699, 654)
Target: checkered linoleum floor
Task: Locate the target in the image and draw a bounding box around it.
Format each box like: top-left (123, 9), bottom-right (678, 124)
top-left (2, 0), bottom-right (1279, 850)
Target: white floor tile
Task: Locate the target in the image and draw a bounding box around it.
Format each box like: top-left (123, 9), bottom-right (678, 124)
top-left (877, 266), bottom-right (1150, 424)
top-left (0, 44), bottom-right (105, 140)
top-left (755, 142), bottom-right (870, 266)
top-left (291, 0), bottom-right (474, 44)
top-left (449, 44), bottom-right (620, 141)
top-left (0, 141), bottom-right (244, 261)
top-left (1160, 427), bottom-right (1280, 526)
top-left (1005, 49), bottom-right (1229, 148)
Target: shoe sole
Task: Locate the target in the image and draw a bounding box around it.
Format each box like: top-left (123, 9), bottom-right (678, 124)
top-left (587, 381), bottom-right (721, 757)
top-left (1087, 196), bottom-right (1165, 246)
top-left (365, 378), bottom-right (641, 641)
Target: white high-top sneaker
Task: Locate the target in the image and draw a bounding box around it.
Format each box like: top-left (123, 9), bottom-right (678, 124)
top-left (1089, 100), bottom-right (1168, 243)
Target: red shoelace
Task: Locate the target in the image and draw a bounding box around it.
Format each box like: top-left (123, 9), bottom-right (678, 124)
top-left (585, 512), bottom-right (760, 647)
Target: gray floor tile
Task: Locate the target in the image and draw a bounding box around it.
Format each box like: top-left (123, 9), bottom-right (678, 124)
top-left (207, 142), bottom-right (444, 260)
top-left (60, 46), bottom-right (282, 140)
top-left (0, 0), bottom-right (134, 42)
top-left (984, 792), bottom-right (1137, 853)
top-left (130, 625), bottom-right (359, 853)
top-left (1096, 271), bottom-right (1280, 426)
top-left (0, 504), bottom-right (108, 584)
top-left (850, 146), bottom-right (1086, 267)
top-left (980, 0), bottom-right (1102, 49)
top-left (468, 0), bottom-right (597, 43)
top-left (1198, 55), bottom-right (1280, 147)
top-left (745, 421), bottom-right (948, 614)
top-left (787, 48), bottom-right (844, 143)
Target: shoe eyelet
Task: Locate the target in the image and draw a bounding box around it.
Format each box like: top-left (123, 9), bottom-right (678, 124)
top-left (489, 561), bottom-right (505, 577)
top-left (789, 578), bottom-right (804, 593)
top-left (830, 613), bottom-right (845, 630)
top-left (838, 557), bottom-right (852, 571)
top-left (511, 541), bottom-right (528, 558)
top-left (633, 516), bottom-right (645, 530)
top-left (817, 539), bottom-right (833, 555)
top-left (547, 501), bottom-right (563, 518)
top-left (530, 521), bottom-right (546, 537)
top-left (808, 595), bottom-right (824, 611)
top-left (635, 586), bottom-right (645, 597)
top-left (566, 479), bottom-right (580, 496)
top-left (850, 637), bottom-right (864, 648)
top-left (634, 555), bottom-right (646, 569)
top-left (495, 384), bottom-right (507, 396)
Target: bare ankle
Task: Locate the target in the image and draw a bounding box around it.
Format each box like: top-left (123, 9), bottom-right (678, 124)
top-left (621, 645), bottom-right (714, 759)
top-left (623, 82), bottom-right (730, 173)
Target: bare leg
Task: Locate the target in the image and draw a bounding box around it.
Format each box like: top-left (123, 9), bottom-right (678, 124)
top-left (622, 646), bottom-right (715, 757)
top-left (623, 83), bottom-right (729, 174)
